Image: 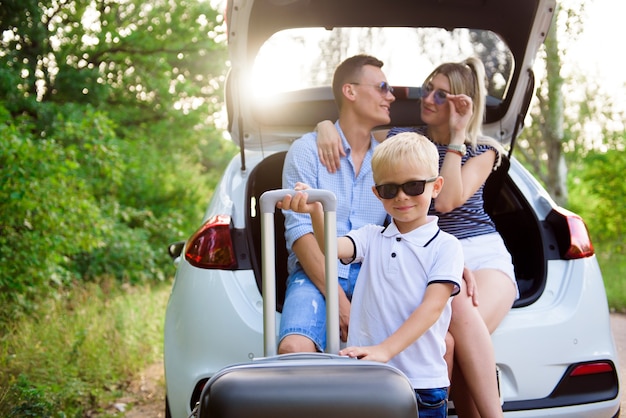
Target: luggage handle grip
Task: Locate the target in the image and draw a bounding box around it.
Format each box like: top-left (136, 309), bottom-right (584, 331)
top-left (273, 352), bottom-right (346, 361)
top-left (259, 189), bottom-right (339, 356)
top-left (259, 189), bottom-right (337, 214)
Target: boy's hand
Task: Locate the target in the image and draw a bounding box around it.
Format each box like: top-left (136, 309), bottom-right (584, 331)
top-left (276, 183), bottom-right (321, 214)
top-left (339, 345), bottom-right (392, 363)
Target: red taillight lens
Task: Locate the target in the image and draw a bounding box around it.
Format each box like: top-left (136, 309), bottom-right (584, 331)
top-left (569, 361), bottom-right (614, 377)
top-left (547, 207), bottom-right (595, 259)
top-left (185, 215), bottom-right (237, 269)
top-left (564, 212), bottom-right (595, 259)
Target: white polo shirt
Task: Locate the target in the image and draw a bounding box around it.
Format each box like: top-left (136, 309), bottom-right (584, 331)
top-left (346, 216), bottom-right (463, 389)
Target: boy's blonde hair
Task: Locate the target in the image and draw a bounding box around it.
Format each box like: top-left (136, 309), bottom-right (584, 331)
top-left (372, 132), bottom-right (439, 183)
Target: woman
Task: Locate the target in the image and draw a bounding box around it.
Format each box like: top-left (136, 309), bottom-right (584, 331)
top-left (316, 57), bottom-right (518, 418)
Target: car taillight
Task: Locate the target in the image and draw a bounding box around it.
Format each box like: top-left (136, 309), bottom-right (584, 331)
top-left (569, 362), bottom-right (614, 376)
top-left (185, 215), bottom-right (237, 269)
top-left (547, 360), bottom-right (619, 403)
top-left (546, 207), bottom-right (595, 260)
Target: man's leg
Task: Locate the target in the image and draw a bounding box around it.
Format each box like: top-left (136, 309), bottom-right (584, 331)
top-left (278, 269), bottom-right (327, 353)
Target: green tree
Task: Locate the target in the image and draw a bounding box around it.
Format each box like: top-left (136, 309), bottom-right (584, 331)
top-left (516, 3), bottom-right (578, 205)
top-left (0, 0), bottom-right (235, 320)
top-left (514, 0), bottom-right (626, 207)
top-left (516, 0), bottom-right (626, 258)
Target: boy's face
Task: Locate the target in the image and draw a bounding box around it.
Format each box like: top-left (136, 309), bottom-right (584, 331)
top-left (372, 160), bottom-right (443, 234)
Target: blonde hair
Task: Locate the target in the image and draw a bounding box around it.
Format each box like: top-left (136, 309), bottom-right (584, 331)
top-left (372, 132), bottom-right (439, 183)
top-left (424, 56), bottom-right (505, 168)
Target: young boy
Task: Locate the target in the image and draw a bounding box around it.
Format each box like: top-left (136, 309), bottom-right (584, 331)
top-left (279, 132), bottom-right (463, 417)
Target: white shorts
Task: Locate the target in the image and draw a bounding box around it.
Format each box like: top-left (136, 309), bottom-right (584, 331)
top-left (460, 232), bottom-right (519, 299)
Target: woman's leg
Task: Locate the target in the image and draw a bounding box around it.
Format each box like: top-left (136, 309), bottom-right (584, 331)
top-left (444, 332), bottom-right (455, 382)
top-left (450, 269), bottom-right (516, 418)
top-left (474, 269), bottom-right (517, 332)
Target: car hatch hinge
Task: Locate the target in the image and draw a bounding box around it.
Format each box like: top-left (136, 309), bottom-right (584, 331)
top-left (188, 402), bottom-right (199, 418)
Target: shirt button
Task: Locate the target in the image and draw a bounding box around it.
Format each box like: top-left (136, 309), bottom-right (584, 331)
top-left (396, 237), bottom-right (401, 242)
top-left (391, 253), bottom-right (397, 258)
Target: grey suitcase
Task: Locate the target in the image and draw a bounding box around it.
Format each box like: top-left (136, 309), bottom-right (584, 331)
top-left (196, 189), bottom-right (418, 418)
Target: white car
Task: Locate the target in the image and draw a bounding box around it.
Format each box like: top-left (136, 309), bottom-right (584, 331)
top-left (164, 0), bottom-right (622, 417)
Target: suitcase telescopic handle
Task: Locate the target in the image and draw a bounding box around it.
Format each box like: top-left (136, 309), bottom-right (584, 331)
top-left (259, 189), bottom-right (338, 356)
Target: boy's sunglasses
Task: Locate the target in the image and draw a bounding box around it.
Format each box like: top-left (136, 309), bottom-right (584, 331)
top-left (375, 178), bottom-right (437, 199)
top-left (350, 81), bottom-right (394, 96)
top-left (420, 85), bottom-right (448, 106)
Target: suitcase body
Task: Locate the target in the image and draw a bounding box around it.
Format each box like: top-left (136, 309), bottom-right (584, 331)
top-left (196, 189), bottom-right (418, 418)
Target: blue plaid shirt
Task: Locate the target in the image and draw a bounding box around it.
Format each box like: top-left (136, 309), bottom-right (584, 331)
top-left (283, 121), bottom-right (388, 278)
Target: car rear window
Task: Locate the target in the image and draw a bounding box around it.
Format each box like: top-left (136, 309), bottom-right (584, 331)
top-left (251, 27), bottom-right (513, 100)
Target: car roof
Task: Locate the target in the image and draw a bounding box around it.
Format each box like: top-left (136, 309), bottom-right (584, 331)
top-left (225, 0), bottom-right (556, 151)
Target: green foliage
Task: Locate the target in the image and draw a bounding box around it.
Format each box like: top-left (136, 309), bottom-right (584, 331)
top-left (0, 0), bottom-right (237, 413)
top-left (0, 96), bottom-right (236, 322)
top-left (0, 111), bottom-right (107, 314)
top-left (4, 375), bottom-right (57, 417)
top-left (0, 282), bottom-right (170, 416)
top-left (0, 0), bottom-right (235, 322)
top-left (566, 141), bottom-right (626, 312)
top-left (567, 148), bottom-right (626, 251)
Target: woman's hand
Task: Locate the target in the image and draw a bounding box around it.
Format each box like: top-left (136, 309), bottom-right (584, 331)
top-left (462, 266), bottom-right (480, 306)
top-left (447, 94), bottom-right (472, 142)
top-left (316, 120), bottom-right (345, 173)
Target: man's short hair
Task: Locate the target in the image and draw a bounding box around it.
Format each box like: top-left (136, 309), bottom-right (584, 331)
top-left (332, 54), bottom-right (384, 110)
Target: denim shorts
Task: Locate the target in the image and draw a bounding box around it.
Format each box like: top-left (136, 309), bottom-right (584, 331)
top-left (414, 387), bottom-right (448, 418)
top-left (278, 264), bottom-right (360, 351)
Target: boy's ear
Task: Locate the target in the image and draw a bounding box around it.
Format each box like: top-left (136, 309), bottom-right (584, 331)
top-left (431, 176), bottom-right (444, 198)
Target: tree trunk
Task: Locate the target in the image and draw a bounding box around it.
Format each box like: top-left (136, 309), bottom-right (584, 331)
top-left (542, 6), bottom-right (568, 206)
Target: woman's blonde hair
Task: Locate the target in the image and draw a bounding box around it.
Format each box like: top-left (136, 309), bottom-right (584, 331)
top-left (372, 132), bottom-right (439, 184)
top-left (423, 56), bottom-right (505, 168)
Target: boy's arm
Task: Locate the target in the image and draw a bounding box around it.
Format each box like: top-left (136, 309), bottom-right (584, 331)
top-left (309, 208), bottom-right (356, 262)
top-left (340, 282), bottom-right (454, 362)
top-left (278, 188), bottom-right (325, 250)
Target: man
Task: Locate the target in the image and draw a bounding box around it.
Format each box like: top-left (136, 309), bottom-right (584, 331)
top-left (279, 54), bottom-right (395, 353)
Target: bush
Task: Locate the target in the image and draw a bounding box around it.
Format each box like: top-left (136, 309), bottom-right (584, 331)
top-left (568, 149), bottom-right (626, 252)
top-left (0, 115), bottom-right (107, 317)
top-left (0, 101), bottom-right (236, 322)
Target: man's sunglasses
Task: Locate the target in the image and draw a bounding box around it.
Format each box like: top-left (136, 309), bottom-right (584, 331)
top-left (375, 178), bottom-right (438, 199)
top-left (350, 81), bottom-right (394, 96)
top-left (420, 85), bottom-right (448, 106)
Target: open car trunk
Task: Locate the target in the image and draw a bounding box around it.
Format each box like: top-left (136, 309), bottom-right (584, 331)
top-left (243, 88), bottom-right (549, 310)
top-left (225, 0), bottom-right (556, 154)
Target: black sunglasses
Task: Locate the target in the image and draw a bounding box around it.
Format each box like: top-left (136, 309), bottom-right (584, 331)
top-left (350, 81), bottom-right (394, 95)
top-left (420, 85), bottom-right (448, 105)
top-left (375, 178), bottom-right (438, 199)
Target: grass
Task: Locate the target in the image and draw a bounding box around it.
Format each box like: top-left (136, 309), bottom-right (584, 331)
top-left (0, 280), bottom-right (170, 417)
top-left (596, 243), bottom-right (626, 313)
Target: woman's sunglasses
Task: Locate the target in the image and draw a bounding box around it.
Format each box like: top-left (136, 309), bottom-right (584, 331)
top-left (375, 178), bottom-right (437, 199)
top-left (420, 85), bottom-right (448, 106)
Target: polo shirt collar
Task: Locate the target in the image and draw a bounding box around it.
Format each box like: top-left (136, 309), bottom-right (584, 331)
top-left (381, 216), bottom-right (440, 247)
